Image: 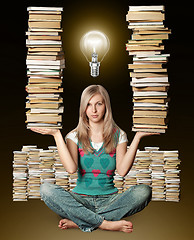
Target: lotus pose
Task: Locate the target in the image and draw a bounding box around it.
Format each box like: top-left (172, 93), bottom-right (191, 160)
top-left (31, 85), bottom-right (158, 233)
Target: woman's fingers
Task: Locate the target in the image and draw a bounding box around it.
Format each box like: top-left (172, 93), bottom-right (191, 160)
top-left (30, 128), bottom-right (50, 135)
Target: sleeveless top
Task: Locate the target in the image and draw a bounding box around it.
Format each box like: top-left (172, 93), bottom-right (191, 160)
top-left (71, 128), bottom-right (121, 195)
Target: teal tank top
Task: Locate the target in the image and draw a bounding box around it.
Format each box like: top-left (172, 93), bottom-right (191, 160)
top-left (72, 129), bottom-right (120, 195)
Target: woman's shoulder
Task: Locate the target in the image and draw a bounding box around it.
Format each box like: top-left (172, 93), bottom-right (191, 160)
top-left (65, 128), bottom-right (78, 145)
top-left (116, 127), bottom-right (128, 144)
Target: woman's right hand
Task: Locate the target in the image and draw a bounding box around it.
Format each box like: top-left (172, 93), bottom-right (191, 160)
top-left (30, 127), bottom-right (59, 137)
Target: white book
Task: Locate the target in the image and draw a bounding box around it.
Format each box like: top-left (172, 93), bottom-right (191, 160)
top-left (129, 6), bottom-right (165, 12)
top-left (145, 146), bottom-right (160, 151)
top-left (28, 28), bottom-right (63, 32)
top-left (128, 25), bottom-right (164, 29)
top-left (165, 179), bottom-right (180, 183)
top-left (27, 64), bottom-right (65, 70)
top-left (164, 150), bottom-right (179, 154)
top-left (133, 91), bottom-right (168, 97)
top-left (27, 122), bottom-right (62, 127)
top-left (26, 59), bottom-right (65, 65)
top-left (129, 51), bottom-right (161, 56)
top-left (129, 22), bottom-right (163, 26)
top-left (26, 40), bottom-right (62, 45)
top-left (29, 76), bottom-right (63, 80)
top-left (27, 93), bottom-right (60, 98)
top-left (26, 31), bottom-right (59, 36)
top-left (132, 77), bottom-right (168, 83)
top-left (133, 102), bottom-right (168, 107)
top-left (27, 7), bottom-right (63, 11)
top-left (27, 70), bottom-right (62, 76)
top-left (30, 106), bottom-right (64, 113)
top-left (130, 82), bottom-right (170, 87)
top-left (13, 151), bottom-right (28, 154)
top-left (133, 55), bottom-right (170, 61)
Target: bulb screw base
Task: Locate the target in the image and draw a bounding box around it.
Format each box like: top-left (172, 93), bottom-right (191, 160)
top-left (89, 52), bottom-right (100, 77)
top-left (89, 62), bottom-right (100, 77)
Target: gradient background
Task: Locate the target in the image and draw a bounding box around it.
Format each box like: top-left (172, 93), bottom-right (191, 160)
top-left (0, 0), bottom-right (194, 239)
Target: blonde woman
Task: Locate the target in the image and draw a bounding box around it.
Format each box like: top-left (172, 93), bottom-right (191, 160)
top-left (31, 85), bottom-right (158, 233)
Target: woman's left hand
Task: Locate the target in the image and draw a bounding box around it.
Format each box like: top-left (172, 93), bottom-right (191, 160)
top-left (135, 131), bottom-right (160, 140)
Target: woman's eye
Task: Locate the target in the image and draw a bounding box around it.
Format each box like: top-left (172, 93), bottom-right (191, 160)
top-left (97, 102), bottom-right (102, 105)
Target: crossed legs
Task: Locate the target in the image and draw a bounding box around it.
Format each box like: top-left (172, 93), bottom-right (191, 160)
top-left (40, 183), bottom-right (151, 233)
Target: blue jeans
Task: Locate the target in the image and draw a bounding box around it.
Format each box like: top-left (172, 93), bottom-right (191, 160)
top-left (40, 183), bottom-right (152, 232)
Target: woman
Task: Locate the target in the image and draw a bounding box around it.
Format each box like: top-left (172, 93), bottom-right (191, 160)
top-left (31, 85), bottom-right (158, 233)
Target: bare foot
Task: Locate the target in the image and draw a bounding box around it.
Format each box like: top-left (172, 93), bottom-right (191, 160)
top-left (99, 220), bottom-right (133, 233)
top-left (58, 218), bottom-right (79, 230)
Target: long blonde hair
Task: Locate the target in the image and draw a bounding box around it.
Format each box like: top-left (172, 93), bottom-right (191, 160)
top-left (75, 85), bottom-right (119, 154)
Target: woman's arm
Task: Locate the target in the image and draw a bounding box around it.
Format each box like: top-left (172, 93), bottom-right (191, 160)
top-left (116, 132), bottom-right (159, 177)
top-left (30, 128), bottom-right (78, 174)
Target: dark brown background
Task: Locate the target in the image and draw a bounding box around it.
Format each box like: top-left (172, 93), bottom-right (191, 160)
top-left (0, 0), bottom-right (193, 239)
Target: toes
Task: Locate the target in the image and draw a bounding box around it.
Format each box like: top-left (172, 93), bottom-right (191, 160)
top-left (59, 219), bottom-right (64, 226)
top-left (124, 226), bottom-right (133, 233)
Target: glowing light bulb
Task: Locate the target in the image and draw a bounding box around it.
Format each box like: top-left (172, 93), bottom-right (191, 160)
top-left (80, 30), bottom-right (110, 77)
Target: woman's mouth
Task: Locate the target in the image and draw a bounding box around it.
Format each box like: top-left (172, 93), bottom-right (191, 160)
top-left (91, 115), bottom-right (98, 118)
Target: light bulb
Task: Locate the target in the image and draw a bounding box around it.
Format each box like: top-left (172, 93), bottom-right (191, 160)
top-left (80, 30), bottom-right (110, 77)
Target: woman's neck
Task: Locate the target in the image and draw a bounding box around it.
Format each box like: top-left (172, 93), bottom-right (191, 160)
top-left (89, 120), bottom-right (104, 142)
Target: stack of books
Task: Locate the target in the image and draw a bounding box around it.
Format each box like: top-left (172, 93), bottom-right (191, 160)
top-left (27, 147), bottom-right (42, 199)
top-left (39, 149), bottom-right (56, 185)
top-left (114, 171), bottom-right (124, 193)
top-left (25, 6), bottom-right (65, 129)
top-left (12, 145), bottom-right (181, 202)
top-left (124, 146), bottom-right (138, 190)
top-left (164, 151), bottom-right (181, 202)
top-left (69, 173), bottom-right (78, 192)
top-left (124, 167), bottom-right (137, 191)
top-left (12, 151), bottom-right (28, 201)
top-left (135, 150), bottom-right (152, 186)
top-left (149, 148), bottom-right (166, 201)
top-left (52, 147), bottom-right (70, 191)
top-left (126, 5), bottom-right (171, 133)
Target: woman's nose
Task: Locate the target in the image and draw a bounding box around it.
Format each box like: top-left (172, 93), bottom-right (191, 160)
top-left (92, 105), bottom-right (97, 112)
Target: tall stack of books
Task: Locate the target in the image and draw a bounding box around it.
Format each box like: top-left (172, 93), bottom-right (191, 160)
top-left (52, 147), bottom-right (70, 191)
top-left (27, 147), bottom-right (42, 199)
top-left (39, 149), bottom-right (56, 185)
top-left (126, 5), bottom-right (171, 133)
top-left (26, 7), bottom-right (65, 129)
top-left (149, 149), bottom-right (166, 201)
top-left (13, 151), bottom-right (28, 201)
top-left (164, 151), bottom-right (181, 202)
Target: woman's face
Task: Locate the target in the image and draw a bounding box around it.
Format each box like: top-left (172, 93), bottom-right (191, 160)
top-left (85, 93), bottom-right (106, 124)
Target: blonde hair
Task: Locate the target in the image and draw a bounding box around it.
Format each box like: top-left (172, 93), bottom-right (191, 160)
top-left (75, 85), bottom-right (119, 154)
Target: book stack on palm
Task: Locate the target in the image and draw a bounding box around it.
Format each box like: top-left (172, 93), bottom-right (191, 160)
top-left (25, 7), bottom-right (65, 129)
top-left (126, 5), bottom-right (171, 133)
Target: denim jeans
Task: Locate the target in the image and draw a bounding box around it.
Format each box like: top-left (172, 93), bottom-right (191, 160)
top-left (40, 183), bottom-right (152, 232)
